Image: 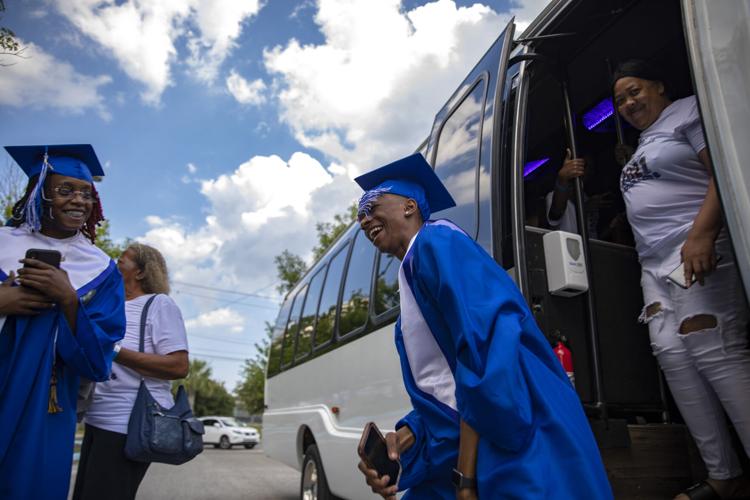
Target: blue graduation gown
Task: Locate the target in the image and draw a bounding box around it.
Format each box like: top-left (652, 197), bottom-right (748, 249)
top-left (394, 220), bottom-right (612, 499)
top-left (0, 227), bottom-right (126, 500)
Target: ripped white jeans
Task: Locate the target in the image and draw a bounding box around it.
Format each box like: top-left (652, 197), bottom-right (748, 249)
top-left (640, 247), bottom-right (750, 479)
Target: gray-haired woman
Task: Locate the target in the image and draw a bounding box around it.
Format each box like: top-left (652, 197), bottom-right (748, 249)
top-left (72, 243), bottom-right (190, 500)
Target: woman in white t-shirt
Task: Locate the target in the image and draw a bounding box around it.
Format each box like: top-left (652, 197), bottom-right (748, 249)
top-left (614, 60), bottom-right (750, 500)
top-left (72, 243), bottom-right (189, 500)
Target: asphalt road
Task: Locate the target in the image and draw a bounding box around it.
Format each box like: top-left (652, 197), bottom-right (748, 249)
top-left (70, 447), bottom-right (299, 500)
top-left (137, 447), bottom-right (299, 500)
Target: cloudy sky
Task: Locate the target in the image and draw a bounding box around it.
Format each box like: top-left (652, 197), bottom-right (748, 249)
top-left (0, 0), bottom-right (548, 388)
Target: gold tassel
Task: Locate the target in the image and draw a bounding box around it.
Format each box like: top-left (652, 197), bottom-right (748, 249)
top-left (48, 364), bottom-right (62, 414)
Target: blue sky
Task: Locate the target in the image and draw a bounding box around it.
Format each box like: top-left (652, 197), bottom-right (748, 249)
top-left (0, 0), bottom-right (546, 388)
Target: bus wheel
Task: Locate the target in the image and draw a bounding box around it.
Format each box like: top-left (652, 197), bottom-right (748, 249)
top-left (300, 444), bottom-right (331, 500)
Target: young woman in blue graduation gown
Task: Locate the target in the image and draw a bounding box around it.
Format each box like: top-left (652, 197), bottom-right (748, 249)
top-left (0, 145), bottom-right (125, 500)
top-left (356, 154), bottom-right (612, 499)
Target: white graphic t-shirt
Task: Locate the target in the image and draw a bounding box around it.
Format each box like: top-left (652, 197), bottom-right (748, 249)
top-left (85, 293), bottom-right (189, 434)
top-left (621, 96), bottom-right (709, 269)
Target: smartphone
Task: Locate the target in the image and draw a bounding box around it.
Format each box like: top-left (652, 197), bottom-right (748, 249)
top-left (666, 255), bottom-right (721, 289)
top-left (25, 249), bottom-right (62, 268)
top-left (357, 422), bottom-right (400, 488)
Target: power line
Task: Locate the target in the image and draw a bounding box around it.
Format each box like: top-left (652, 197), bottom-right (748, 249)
top-left (173, 289), bottom-right (279, 311)
top-left (172, 280), bottom-right (279, 301)
top-left (190, 351), bottom-right (249, 362)
top-left (188, 333), bottom-right (257, 347)
top-left (192, 345), bottom-right (252, 356)
top-left (250, 280), bottom-right (280, 294)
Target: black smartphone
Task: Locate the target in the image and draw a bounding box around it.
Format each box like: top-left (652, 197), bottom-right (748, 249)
top-left (25, 249), bottom-right (62, 268)
top-left (357, 422), bottom-right (401, 488)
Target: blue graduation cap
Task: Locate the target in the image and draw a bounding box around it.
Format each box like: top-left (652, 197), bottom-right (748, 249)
top-left (4, 144), bottom-right (104, 231)
top-left (5, 144), bottom-right (104, 183)
top-left (354, 153), bottom-right (456, 221)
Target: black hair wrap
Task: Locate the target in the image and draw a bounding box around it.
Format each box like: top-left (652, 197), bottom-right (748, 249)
top-left (611, 59), bottom-right (666, 92)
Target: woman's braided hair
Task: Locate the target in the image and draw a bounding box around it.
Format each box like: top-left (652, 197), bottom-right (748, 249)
top-left (7, 174), bottom-right (104, 244)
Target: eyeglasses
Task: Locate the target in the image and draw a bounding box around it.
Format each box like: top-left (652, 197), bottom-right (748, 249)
top-left (52, 186), bottom-right (96, 202)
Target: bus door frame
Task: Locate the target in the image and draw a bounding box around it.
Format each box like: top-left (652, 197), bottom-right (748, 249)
top-left (505, 47), bottom-right (609, 421)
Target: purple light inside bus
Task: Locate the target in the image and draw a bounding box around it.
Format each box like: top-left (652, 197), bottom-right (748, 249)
top-left (523, 157), bottom-right (550, 177)
top-left (583, 98), bottom-right (615, 130)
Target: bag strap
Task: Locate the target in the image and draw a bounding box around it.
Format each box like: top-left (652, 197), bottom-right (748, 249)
top-left (138, 294), bottom-right (159, 354)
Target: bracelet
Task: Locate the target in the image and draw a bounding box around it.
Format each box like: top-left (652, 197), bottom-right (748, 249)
top-left (555, 180), bottom-right (572, 192)
top-left (113, 343), bottom-right (122, 358)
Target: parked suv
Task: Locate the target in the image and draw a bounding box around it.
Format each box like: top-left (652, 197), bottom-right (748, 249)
top-left (199, 416), bottom-right (260, 450)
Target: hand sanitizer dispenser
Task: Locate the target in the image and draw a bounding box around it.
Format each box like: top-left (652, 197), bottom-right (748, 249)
top-left (543, 231), bottom-right (588, 297)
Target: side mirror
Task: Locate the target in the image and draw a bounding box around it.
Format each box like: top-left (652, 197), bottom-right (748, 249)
top-left (213, 423), bottom-right (221, 428)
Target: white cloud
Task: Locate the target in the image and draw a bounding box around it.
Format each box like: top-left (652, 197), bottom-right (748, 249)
top-left (187, 163), bottom-right (198, 174)
top-left (510, 0), bottom-right (551, 33)
top-left (186, 0), bottom-right (263, 83)
top-left (226, 70), bottom-right (267, 106)
top-left (264, 0), bottom-right (545, 169)
top-left (186, 307), bottom-right (246, 333)
top-left (139, 152), bottom-right (360, 302)
top-left (0, 40), bottom-right (112, 119)
top-left (55, 0), bottom-right (262, 104)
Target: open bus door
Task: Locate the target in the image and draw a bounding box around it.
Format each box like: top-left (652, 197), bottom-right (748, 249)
top-left (422, 9), bottom-right (668, 426)
top-left (683, 0), bottom-right (750, 298)
top-left (501, 51), bottom-right (668, 427)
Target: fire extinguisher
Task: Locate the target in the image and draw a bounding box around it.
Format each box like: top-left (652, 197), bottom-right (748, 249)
top-left (554, 336), bottom-right (575, 388)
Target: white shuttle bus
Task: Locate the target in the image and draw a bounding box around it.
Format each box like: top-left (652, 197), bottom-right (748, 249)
top-left (264, 1), bottom-right (750, 498)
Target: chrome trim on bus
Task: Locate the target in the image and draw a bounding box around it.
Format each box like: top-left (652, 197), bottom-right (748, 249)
top-left (509, 45), bottom-right (531, 302)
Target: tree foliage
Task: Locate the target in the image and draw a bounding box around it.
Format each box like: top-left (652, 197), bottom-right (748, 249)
top-left (273, 202), bottom-right (358, 295)
top-left (235, 323), bottom-right (273, 414)
top-left (1, 158), bottom-right (23, 221)
top-left (0, 1), bottom-right (24, 66)
top-left (95, 220), bottom-right (129, 259)
top-left (173, 358), bottom-right (235, 417)
top-left (311, 202), bottom-right (358, 260)
top-left (274, 250), bottom-right (307, 295)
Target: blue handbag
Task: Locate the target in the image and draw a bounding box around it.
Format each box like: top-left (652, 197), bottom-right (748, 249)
top-left (124, 294), bottom-right (205, 465)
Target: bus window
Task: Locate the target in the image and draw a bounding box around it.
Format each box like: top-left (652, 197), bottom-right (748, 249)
top-left (314, 242), bottom-right (350, 348)
top-left (267, 298), bottom-right (293, 376)
top-left (339, 230), bottom-right (376, 337)
top-left (281, 284), bottom-right (307, 368)
top-left (374, 251), bottom-right (399, 315)
top-left (432, 79), bottom-right (486, 237)
top-left (296, 267), bottom-right (326, 360)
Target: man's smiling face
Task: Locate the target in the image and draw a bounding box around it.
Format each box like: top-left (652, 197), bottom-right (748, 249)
top-left (358, 193), bottom-right (420, 259)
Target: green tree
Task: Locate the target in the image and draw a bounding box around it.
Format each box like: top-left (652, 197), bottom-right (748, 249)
top-left (273, 202), bottom-right (358, 295)
top-left (173, 358), bottom-right (234, 416)
top-left (311, 202), bottom-right (358, 260)
top-left (274, 250), bottom-right (307, 295)
top-left (95, 220), bottom-right (129, 259)
top-left (1, 158), bottom-right (23, 221)
top-left (235, 323), bottom-right (273, 414)
top-left (0, 1), bottom-right (24, 66)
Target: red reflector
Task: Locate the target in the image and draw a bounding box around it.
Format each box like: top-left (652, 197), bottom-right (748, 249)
top-left (331, 406), bottom-right (340, 415)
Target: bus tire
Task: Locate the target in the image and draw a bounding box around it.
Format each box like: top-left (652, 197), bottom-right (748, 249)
top-left (300, 444), bottom-right (332, 500)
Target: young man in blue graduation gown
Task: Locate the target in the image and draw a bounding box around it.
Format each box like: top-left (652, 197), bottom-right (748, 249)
top-left (0, 145), bottom-right (126, 500)
top-left (355, 153), bottom-right (612, 499)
